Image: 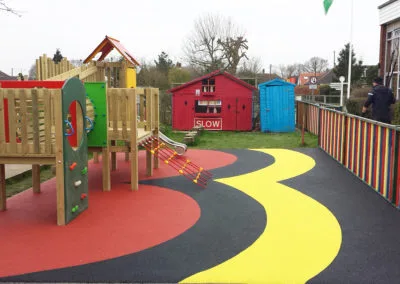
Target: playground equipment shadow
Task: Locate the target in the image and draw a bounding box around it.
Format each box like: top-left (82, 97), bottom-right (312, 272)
top-left (0, 148), bottom-right (399, 283)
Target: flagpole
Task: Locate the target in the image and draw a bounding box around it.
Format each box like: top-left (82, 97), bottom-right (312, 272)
top-left (347, 0), bottom-right (354, 99)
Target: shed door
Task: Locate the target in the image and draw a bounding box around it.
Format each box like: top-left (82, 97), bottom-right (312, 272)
top-left (236, 97), bottom-right (252, 131)
top-left (222, 98), bottom-right (236, 130)
top-left (262, 86), bottom-right (294, 132)
top-left (173, 94), bottom-right (193, 130)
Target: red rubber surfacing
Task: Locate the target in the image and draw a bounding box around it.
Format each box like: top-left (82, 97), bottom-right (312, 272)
top-left (0, 149), bottom-right (236, 277)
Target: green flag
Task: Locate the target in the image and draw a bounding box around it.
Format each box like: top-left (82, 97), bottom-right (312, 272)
top-left (323, 0), bottom-right (333, 14)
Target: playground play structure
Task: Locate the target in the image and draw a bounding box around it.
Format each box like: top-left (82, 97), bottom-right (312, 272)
top-left (0, 36), bottom-right (212, 225)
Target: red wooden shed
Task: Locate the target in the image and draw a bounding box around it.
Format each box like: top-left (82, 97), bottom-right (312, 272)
top-left (167, 70), bottom-right (257, 131)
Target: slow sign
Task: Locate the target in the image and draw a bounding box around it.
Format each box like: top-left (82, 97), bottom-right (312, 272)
top-left (194, 118), bottom-right (222, 130)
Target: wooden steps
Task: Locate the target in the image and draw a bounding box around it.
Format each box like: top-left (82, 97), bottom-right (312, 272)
top-left (184, 126), bottom-right (203, 144)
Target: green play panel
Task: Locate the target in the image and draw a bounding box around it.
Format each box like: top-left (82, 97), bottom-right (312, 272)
top-left (84, 82), bottom-right (107, 147)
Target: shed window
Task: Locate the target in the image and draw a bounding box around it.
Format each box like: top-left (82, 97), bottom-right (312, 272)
top-left (202, 78), bottom-right (216, 92)
top-left (195, 100), bottom-right (221, 113)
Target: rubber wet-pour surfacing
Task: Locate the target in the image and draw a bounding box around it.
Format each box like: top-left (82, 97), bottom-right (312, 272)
top-left (1, 149), bottom-right (400, 283)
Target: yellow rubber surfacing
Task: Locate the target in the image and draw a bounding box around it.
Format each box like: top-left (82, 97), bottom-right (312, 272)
top-left (181, 149), bottom-right (342, 283)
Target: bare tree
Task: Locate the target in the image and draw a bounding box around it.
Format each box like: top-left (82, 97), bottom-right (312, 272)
top-left (183, 13), bottom-right (246, 74)
top-left (218, 36), bottom-right (248, 74)
top-left (293, 63), bottom-right (305, 76)
top-left (238, 56), bottom-right (262, 76)
top-left (0, 0), bottom-right (21, 16)
top-left (303, 57), bottom-right (328, 74)
top-left (285, 64), bottom-right (297, 78)
top-left (277, 65), bottom-right (286, 78)
top-left (276, 64), bottom-right (297, 79)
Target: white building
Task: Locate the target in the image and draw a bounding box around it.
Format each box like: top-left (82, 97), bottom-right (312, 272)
top-left (379, 0), bottom-right (400, 98)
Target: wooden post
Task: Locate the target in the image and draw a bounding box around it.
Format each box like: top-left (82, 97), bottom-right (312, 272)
top-left (129, 90), bottom-right (138, 190)
top-left (391, 129), bottom-right (400, 205)
top-left (125, 142), bottom-right (130, 161)
top-left (102, 146), bottom-right (111, 191)
top-left (54, 91), bottom-right (65, 226)
top-left (317, 106), bottom-right (322, 147)
top-left (145, 88), bottom-right (153, 176)
top-left (301, 103), bottom-right (305, 146)
top-left (0, 164), bottom-right (6, 211)
top-left (93, 152), bottom-right (99, 163)
top-left (146, 144), bottom-right (153, 177)
top-left (120, 61), bottom-right (126, 88)
top-left (111, 140), bottom-right (117, 171)
top-left (36, 58), bottom-right (41, 80)
top-left (32, 165), bottom-right (41, 193)
top-left (342, 114), bottom-right (349, 166)
top-left (153, 89), bottom-right (159, 169)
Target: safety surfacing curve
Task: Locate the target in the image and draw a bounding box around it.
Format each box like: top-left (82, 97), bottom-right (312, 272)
top-left (1, 148), bottom-right (400, 283)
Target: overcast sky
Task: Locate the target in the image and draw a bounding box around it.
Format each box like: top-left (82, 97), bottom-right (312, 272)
top-left (0, 0), bottom-right (388, 76)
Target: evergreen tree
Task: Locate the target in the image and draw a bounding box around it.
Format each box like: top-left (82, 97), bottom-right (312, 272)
top-left (365, 64), bottom-right (379, 85)
top-left (333, 43), bottom-right (364, 85)
top-left (168, 66), bottom-right (191, 85)
top-left (154, 51), bottom-right (174, 75)
top-left (53, 48), bottom-right (63, 64)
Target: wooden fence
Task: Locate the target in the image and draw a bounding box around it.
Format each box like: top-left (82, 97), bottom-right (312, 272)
top-left (296, 101), bottom-right (400, 209)
top-left (296, 101), bottom-right (320, 135)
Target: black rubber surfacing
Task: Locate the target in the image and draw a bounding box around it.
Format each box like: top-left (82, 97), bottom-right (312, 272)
top-left (1, 148), bottom-right (400, 283)
top-left (284, 148), bottom-right (400, 284)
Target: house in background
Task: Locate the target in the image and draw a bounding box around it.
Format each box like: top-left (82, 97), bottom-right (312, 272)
top-left (378, 0), bottom-right (400, 98)
top-left (287, 76), bottom-right (298, 84)
top-left (297, 72), bottom-right (323, 85)
top-left (0, 71), bottom-right (17, 81)
top-left (314, 69), bottom-right (337, 85)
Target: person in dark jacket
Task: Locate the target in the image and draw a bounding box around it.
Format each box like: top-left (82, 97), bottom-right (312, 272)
top-left (362, 77), bottom-right (395, 124)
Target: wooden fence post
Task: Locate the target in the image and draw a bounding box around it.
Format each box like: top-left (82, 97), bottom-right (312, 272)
top-left (391, 128), bottom-right (400, 205)
top-left (341, 114), bottom-right (349, 166)
top-left (301, 103), bottom-right (306, 146)
top-left (318, 106), bottom-right (322, 146)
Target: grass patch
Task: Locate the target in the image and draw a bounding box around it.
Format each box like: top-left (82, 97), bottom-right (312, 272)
top-left (5, 130), bottom-right (317, 197)
top-left (163, 129), bottom-right (318, 149)
top-left (5, 166), bottom-right (55, 198)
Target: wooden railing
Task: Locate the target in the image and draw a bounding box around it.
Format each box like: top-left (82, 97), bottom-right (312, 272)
top-left (107, 87), bottom-right (159, 141)
top-left (36, 55), bottom-right (75, 80)
top-left (0, 88), bottom-right (60, 160)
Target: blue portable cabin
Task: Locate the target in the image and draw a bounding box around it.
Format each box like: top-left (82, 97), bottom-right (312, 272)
top-left (258, 79), bottom-right (295, 132)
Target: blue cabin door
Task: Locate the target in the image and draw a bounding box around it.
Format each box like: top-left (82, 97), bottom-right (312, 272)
top-left (261, 85), bottom-right (295, 132)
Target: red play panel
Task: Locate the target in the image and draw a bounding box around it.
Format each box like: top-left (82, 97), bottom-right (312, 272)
top-left (0, 149), bottom-right (236, 277)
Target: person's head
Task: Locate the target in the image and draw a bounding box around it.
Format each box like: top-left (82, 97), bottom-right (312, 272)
top-left (373, 77), bottom-right (383, 86)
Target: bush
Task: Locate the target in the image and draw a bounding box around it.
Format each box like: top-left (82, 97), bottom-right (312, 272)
top-left (345, 97), bottom-right (370, 118)
top-left (345, 87), bottom-right (371, 118)
top-left (351, 87), bottom-right (370, 98)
